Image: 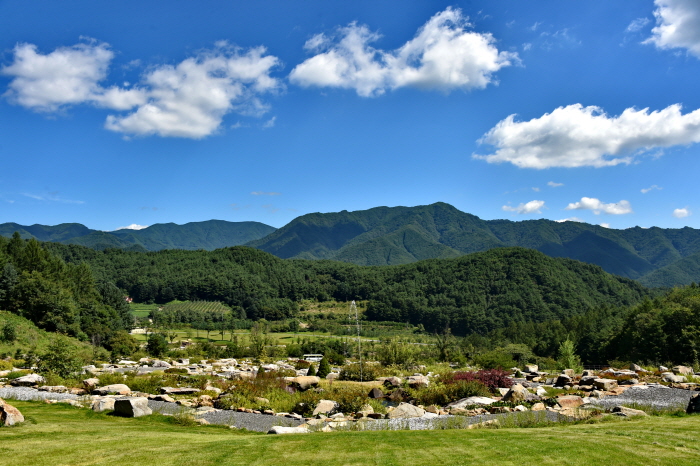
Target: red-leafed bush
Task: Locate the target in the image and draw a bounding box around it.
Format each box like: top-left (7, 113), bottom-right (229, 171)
top-left (444, 369), bottom-right (513, 393)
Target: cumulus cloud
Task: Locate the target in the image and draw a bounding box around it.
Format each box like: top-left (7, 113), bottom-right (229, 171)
top-left (673, 207), bottom-right (691, 218)
top-left (474, 103), bottom-right (700, 169)
top-left (555, 217), bottom-right (583, 223)
top-left (105, 43), bottom-right (282, 138)
top-left (646, 0), bottom-right (700, 57)
top-left (1, 41), bottom-right (146, 112)
top-left (115, 224), bottom-right (148, 230)
top-left (502, 200), bottom-right (545, 214)
top-left (548, 181), bottom-right (564, 187)
top-left (2, 40), bottom-right (282, 138)
top-left (641, 184), bottom-right (662, 193)
top-left (600, 223), bottom-right (611, 228)
top-left (289, 7), bottom-right (518, 97)
top-left (565, 197), bottom-right (632, 215)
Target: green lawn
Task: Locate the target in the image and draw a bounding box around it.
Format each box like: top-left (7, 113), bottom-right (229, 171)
top-left (2, 401), bottom-right (699, 465)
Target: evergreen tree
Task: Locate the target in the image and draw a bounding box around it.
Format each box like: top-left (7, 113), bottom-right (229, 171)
top-left (317, 357), bottom-right (331, 378)
top-left (306, 364), bottom-right (316, 377)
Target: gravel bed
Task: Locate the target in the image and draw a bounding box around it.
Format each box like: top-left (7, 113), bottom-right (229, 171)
top-left (148, 400), bottom-right (303, 432)
top-left (588, 385), bottom-right (694, 410)
top-left (0, 386), bottom-right (79, 402)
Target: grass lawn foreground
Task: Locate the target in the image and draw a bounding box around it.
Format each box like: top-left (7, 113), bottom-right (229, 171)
top-left (1, 401), bottom-right (699, 465)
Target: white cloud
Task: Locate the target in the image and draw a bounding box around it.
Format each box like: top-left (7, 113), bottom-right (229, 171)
top-left (646, 0), bottom-right (700, 57)
top-left (565, 197), bottom-right (632, 215)
top-left (673, 207), bottom-right (691, 218)
top-left (1, 41), bottom-right (146, 112)
top-left (251, 191), bottom-right (281, 196)
top-left (555, 217), bottom-right (583, 223)
top-left (2, 40), bottom-right (282, 138)
top-left (532, 187), bottom-right (540, 192)
top-left (502, 199), bottom-right (545, 214)
top-left (21, 192), bottom-right (84, 204)
top-left (106, 44), bottom-right (282, 138)
top-left (474, 103), bottom-right (700, 169)
top-left (115, 224), bottom-right (149, 230)
top-left (262, 116), bottom-right (276, 128)
top-left (600, 223), bottom-right (611, 228)
top-left (626, 17), bottom-right (651, 33)
top-left (548, 181), bottom-right (564, 187)
top-left (641, 184), bottom-right (662, 193)
top-left (289, 7), bottom-right (518, 97)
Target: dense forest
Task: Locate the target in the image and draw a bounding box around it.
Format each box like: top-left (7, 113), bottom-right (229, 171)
top-left (45, 242), bottom-right (648, 334)
top-left (0, 233), bottom-right (132, 346)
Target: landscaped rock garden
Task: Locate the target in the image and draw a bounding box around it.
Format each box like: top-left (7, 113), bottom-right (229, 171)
top-left (2, 358), bottom-right (699, 432)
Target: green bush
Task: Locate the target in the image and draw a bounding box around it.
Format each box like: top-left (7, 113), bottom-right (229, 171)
top-left (317, 357), bottom-right (331, 378)
top-left (0, 360), bottom-right (13, 371)
top-left (338, 363), bottom-right (379, 382)
top-left (306, 364), bottom-right (316, 376)
top-left (412, 380), bottom-right (489, 406)
top-left (37, 336), bottom-right (84, 378)
top-left (474, 350), bottom-right (517, 370)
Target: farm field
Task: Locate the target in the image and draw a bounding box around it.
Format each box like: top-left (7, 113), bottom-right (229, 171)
top-left (2, 401), bottom-right (699, 466)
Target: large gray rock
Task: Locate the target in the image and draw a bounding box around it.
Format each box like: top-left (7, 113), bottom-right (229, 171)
top-left (91, 397), bottom-right (116, 412)
top-left (446, 396), bottom-right (497, 410)
top-left (555, 375), bottom-right (572, 387)
top-left (593, 379), bottom-right (618, 391)
top-left (160, 387), bottom-right (200, 395)
top-left (387, 402), bottom-right (425, 419)
top-left (661, 373), bottom-right (687, 383)
top-left (612, 406), bottom-right (647, 417)
top-left (502, 384), bottom-right (539, 403)
top-left (94, 384), bottom-right (131, 396)
top-left (10, 373), bottom-right (45, 387)
top-left (113, 397), bottom-right (152, 417)
top-left (312, 400), bottom-right (339, 416)
top-left (524, 364), bottom-right (538, 374)
top-left (383, 376), bottom-right (402, 388)
top-left (0, 398), bottom-right (24, 426)
top-left (672, 366), bottom-right (694, 375)
top-left (290, 376), bottom-right (320, 391)
top-left (268, 425), bottom-right (310, 434)
top-left (152, 360), bottom-right (172, 369)
top-left (407, 375), bottom-right (430, 389)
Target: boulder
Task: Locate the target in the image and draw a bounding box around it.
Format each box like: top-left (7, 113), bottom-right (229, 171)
top-left (91, 398), bottom-right (116, 412)
top-left (113, 397), bottom-right (152, 417)
top-left (446, 396), bottom-right (497, 410)
top-left (561, 369), bottom-right (575, 378)
top-left (611, 406), bottom-right (647, 417)
top-left (630, 363), bottom-right (644, 372)
top-left (290, 376), bottom-right (320, 391)
top-left (312, 399), bottom-right (339, 416)
top-left (387, 388), bottom-right (410, 402)
top-left (557, 395), bottom-right (584, 408)
top-left (555, 375), bottom-right (572, 387)
top-left (93, 384), bottom-right (131, 396)
top-left (662, 373), bottom-right (687, 383)
top-left (502, 384), bottom-right (539, 403)
top-left (357, 404), bottom-right (374, 418)
top-left (658, 365), bottom-right (669, 372)
top-left (686, 394), bottom-right (700, 414)
top-left (383, 377), bottom-right (402, 388)
top-left (0, 398), bottom-right (24, 426)
top-left (387, 402), bottom-right (425, 419)
top-left (268, 425), bottom-right (310, 434)
top-left (672, 366), bottom-right (694, 375)
top-left (161, 387), bottom-right (200, 395)
top-left (83, 378), bottom-right (100, 389)
top-left (406, 375), bottom-right (430, 389)
top-left (368, 388), bottom-right (385, 399)
top-left (152, 360), bottom-right (171, 369)
top-left (593, 379), bottom-right (618, 391)
top-left (150, 394), bottom-right (175, 403)
top-left (524, 364), bottom-right (539, 374)
top-left (10, 373), bottom-right (45, 387)
top-left (531, 402), bottom-right (546, 411)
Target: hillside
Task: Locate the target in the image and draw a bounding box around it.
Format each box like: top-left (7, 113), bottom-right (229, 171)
top-left (247, 202), bottom-right (700, 280)
top-left (0, 220), bottom-right (276, 251)
top-left (47, 242), bottom-right (649, 334)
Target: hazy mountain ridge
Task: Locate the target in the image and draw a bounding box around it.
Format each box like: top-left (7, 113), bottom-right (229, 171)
top-left (0, 220), bottom-right (276, 251)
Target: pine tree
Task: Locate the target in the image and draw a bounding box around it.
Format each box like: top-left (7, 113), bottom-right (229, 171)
top-left (317, 357), bottom-right (331, 378)
top-left (306, 364), bottom-right (316, 376)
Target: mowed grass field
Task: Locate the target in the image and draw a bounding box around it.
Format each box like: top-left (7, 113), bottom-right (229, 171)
top-left (2, 401), bottom-right (699, 466)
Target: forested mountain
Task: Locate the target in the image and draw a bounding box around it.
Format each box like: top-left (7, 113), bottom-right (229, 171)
top-left (0, 220), bottom-right (275, 251)
top-left (47, 242), bottom-right (649, 334)
top-left (246, 202), bottom-right (700, 283)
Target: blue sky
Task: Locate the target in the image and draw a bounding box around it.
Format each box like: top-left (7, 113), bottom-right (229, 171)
top-left (2, 0), bottom-right (700, 231)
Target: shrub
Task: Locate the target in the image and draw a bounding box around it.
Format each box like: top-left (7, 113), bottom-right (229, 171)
top-left (37, 337), bottom-right (84, 378)
top-left (317, 357), bottom-right (331, 378)
top-left (0, 360), bottom-right (13, 371)
top-left (338, 363), bottom-right (379, 382)
top-left (412, 380), bottom-right (489, 406)
top-left (306, 364), bottom-right (316, 376)
top-left (474, 350), bottom-right (517, 370)
top-left (146, 334), bottom-right (169, 357)
top-left (294, 359), bottom-right (311, 370)
top-left (445, 369), bottom-right (513, 393)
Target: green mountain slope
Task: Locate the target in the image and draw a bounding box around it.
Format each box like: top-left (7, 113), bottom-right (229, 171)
top-left (0, 220), bottom-right (275, 252)
top-left (247, 202), bottom-right (700, 280)
top-left (638, 250), bottom-right (700, 288)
